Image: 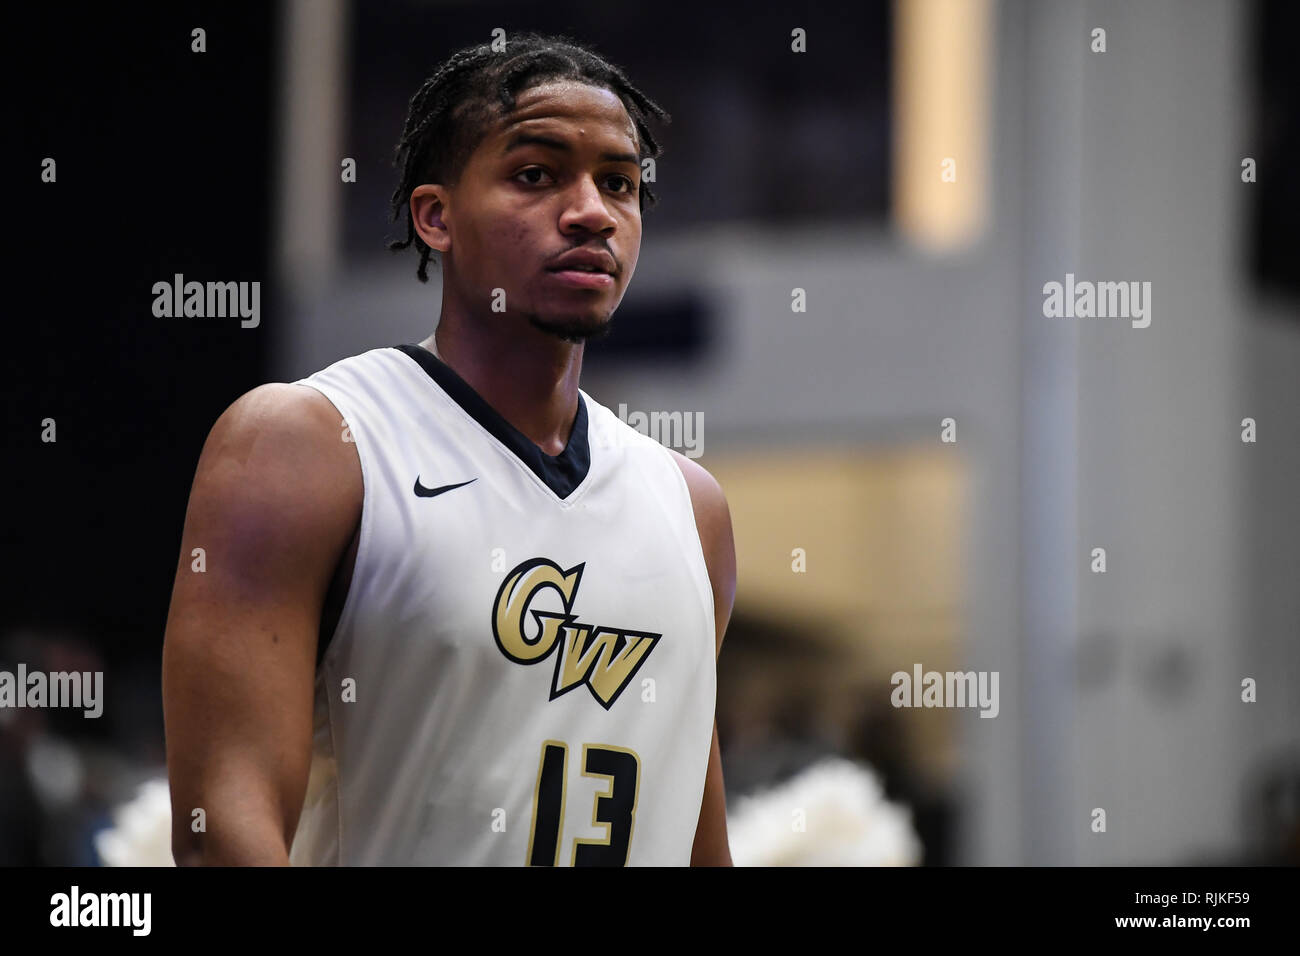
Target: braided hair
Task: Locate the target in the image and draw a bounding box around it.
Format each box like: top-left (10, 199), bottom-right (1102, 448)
top-left (388, 32), bottom-right (669, 282)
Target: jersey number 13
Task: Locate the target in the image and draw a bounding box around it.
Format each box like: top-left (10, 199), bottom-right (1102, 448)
top-left (526, 740), bottom-right (640, 866)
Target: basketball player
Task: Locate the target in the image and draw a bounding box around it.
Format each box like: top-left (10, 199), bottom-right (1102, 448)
top-left (162, 34), bottom-right (736, 866)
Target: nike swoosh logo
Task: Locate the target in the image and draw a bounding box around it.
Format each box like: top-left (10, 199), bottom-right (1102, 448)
top-left (413, 477), bottom-right (477, 498)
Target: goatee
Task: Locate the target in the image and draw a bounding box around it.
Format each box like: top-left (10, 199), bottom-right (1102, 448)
top-left (526, 312), bottom-right (614, 344)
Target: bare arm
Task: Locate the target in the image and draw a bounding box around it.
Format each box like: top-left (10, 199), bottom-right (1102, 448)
top-left (670, 450), bottom-right (738, 867)
top-left (162, 383), bottom-right (362, 865)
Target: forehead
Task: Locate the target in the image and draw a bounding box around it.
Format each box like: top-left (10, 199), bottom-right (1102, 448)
top-left (487, 80), bottom-right (638, 150)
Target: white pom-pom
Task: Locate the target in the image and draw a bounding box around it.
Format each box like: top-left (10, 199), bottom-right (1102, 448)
top-left (728, 758), bottom-right (922, 866)
top-left (94, 777), bottom-right (176, 867)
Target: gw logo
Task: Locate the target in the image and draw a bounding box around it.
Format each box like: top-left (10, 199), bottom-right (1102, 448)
top-left (492, 557), bottom-right (660, 710)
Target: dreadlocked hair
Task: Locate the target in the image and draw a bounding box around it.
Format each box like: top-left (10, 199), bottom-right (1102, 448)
top-left (387, 32), bottom-right (670, 282)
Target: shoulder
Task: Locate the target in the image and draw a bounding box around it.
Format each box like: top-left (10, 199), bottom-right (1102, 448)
top-left (204, 382), bottom-right (352, 463)
top-left (581, 392), bottom-right (728, 524)
top-left (576, 394), bottom-right (737, 635)
top-left (192, 382), bottom-right (362, 531)
top-left (667, 450), bottom-right (729, 526)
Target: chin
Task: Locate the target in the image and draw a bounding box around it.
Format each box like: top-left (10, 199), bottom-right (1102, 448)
top-left (526, 311), bottom-right (615, 344)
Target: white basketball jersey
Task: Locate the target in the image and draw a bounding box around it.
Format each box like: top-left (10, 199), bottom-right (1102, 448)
top-left (286, 343), bottom-right (716, 866)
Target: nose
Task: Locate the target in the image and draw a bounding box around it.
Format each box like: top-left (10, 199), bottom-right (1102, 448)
top-left (558, 175), bottom-right (617, 236)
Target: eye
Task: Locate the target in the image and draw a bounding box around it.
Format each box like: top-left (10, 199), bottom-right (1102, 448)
top-left (514, 166), bottom-right (553, 186)
top-left (606, 174), bottom-right (638, 195)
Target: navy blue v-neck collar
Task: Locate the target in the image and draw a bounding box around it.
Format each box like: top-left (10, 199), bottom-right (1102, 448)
top-left (393, 343), bottom-right (591, 500)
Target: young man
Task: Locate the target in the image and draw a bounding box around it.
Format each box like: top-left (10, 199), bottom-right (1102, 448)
top-left (162, 34), bottom-right (736, 866)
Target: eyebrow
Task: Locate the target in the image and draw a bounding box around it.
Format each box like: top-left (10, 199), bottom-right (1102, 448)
top-left (502, 132), bottom-right (639, 165)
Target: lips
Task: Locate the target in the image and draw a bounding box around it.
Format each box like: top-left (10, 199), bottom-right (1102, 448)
top-left (546, 268), bottom-right (614, 290)
top-left (546, 248), bottom-right (617, 276)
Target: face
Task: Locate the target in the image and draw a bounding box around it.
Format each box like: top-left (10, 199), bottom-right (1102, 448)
top-left (419, 79), bottom-right (644, 343)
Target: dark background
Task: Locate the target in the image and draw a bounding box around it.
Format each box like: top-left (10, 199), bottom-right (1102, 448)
top-left (5, 4), bottom-right (276, 863)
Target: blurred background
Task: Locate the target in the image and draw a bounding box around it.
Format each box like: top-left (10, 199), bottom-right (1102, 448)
top-left (4, 0), bottom-right (1297, 865)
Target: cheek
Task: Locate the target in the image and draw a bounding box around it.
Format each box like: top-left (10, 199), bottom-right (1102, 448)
top-left (481, 201), bottom-right (536, 261)
top-left (458, 213), bottom-right (535, 289)
top-left (620, 222), bottom-right (642, 282)
top-left (502, 221), bottom-right (543, 298)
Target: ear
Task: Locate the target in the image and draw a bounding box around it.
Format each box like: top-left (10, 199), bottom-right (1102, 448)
top-left (410, 184), bottom-right (452, 254)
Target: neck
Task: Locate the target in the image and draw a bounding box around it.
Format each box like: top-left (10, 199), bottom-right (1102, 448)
top-left (422, 309), bottom-right (585, 457)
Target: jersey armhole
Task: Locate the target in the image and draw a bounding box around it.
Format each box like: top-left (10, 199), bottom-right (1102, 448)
top-left (292, 380), bottom-right (371, 672)
top-left (662, 446), bottom-right (718, 644)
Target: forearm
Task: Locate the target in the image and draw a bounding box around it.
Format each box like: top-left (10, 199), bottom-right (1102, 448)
top-left (689, 723), bottom-right (733, 866)
top-left (689, 832), bottom-right (734, 866)
top-left (689, 791), bottom-right (734, 866)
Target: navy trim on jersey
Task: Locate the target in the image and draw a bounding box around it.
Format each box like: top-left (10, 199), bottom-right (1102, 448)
top-left (393, 343), bottom-right (591, 499)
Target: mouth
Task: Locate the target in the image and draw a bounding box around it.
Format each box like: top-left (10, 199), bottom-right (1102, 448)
top-left (545, 267), bottom-right (615, 289)
top-left (545, 247), bottom-right (618, 288)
